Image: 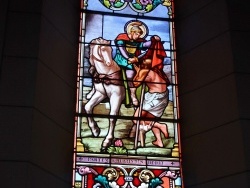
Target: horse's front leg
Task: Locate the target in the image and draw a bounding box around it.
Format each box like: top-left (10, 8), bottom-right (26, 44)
top-left (86, 87), bottom-right (95, 100)
top-left (84, 87), bottom-right (106, 137)
top-left (101, 86), bottom-right (125, 151)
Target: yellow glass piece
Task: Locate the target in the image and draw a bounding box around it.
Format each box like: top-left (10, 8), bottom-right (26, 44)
top-left (126, 44), bottom-right (137, 54)
top-left (163, 0), bottom-right (171, 7)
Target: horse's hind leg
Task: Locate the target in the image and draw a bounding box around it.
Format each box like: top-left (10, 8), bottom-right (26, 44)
top-left (85, 90), bottom-right (106, 137)
top-left (101, 86), bottom-right (125, 150)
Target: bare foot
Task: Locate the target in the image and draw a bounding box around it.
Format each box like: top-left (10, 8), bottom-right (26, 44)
top-left (154, 122), bottom-right (169, 138)
top-left (152, 140), bottom-right (163, 148)
top-left (163, 124), bottom-right (169, 138)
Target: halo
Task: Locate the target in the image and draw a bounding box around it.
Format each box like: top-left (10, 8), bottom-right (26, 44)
top-left (125, 20), bottom-right (148, 39)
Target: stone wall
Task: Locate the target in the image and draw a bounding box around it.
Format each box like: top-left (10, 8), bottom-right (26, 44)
top-left (175, 0), bottom-right (250, 187)
top-left (0, 0), bottom-right (79, 187)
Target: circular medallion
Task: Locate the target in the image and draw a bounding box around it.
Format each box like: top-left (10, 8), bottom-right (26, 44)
top-left (103, 168), bottom-right (119, 181)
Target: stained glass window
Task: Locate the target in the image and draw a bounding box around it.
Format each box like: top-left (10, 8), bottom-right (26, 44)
top-left (73, 1), bottom-right (182, 187)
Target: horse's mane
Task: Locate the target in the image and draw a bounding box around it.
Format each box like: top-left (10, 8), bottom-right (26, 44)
top-left (89, 38), bottom-right (111, 65)
top-left (89, 37), bottom-right (111, 64)
top-left (90, 37), bottom-right (110, 49)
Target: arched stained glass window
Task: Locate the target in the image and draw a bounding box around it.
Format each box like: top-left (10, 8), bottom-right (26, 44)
top-left (73, 1), bottom-right (182, 187)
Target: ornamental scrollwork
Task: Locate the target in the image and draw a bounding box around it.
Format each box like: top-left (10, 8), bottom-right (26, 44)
top-left (94, 0), bottom-right (172, 14)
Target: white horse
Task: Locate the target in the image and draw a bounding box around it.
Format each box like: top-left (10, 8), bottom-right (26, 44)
top-left (84, 37), bottom-right (125, 151)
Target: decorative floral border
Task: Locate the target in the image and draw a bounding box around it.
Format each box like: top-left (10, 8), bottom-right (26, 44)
top-left (84, 0), bottom-right (172, 14)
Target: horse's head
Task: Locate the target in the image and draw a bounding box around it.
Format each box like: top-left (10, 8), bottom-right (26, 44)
top-left (90, 37), bottom-right (113, 66)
